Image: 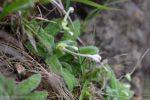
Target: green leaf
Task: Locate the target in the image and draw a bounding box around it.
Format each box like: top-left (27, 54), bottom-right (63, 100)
top-left (45, 56), bottom-right (77, 92)
top-left (22, 91), bottom-right (48, 100)
top-left (119, 83), bottom-right (134, 97)
top-left (87, 68), bottom-right (100, 79)
top-left (25, 26), bottom-right (37, 52)
top-left (26, 42), bottom-right (47, 58)
top-left (45, 55), bottom-right (63, 74)
top-left (54, 48), bottom-right (65, 58)
top-left (0, 0), bottom-right (38, 20)
top-left (111, 78), bottom-right (119, 89)
top-left (0, 73), bottom-right (4, 86)
top-left (44, 19), bottom-right (62, 36)
top-left (0, 73), bottom-right (4, 96)
top-left (61, 70), bottom-right (73, 92)
top-left (79, 80), bottom-right (89, 100)
top-left (68, 62), bottom-right (81, 75)
top-left (16, 74), bottom-right (41, 95)
top-left (61, 20), bottom-right (80, 40)
top-left (40, 0), bottom-right (50, 5)
top-left (66, 0), bottom-right (70, 11)
top-left (71, 0), bottom-right (119, 11)
top-left (36, 27), bottom-right (55, 54)
top-left (79, 46), bottom-right (99, 55)
top-left (61, 62), bottom-right (72, 73)
top-left (105, 64), bottom-right (134, 100)
top-left (61, 68), bottom-right (78, 91)
top-left (59, 54), bottom-right (74, 62)
top-left (45, 34), bottom-right (55, 50)
top-left (4, 78), bottom-right (15, 96)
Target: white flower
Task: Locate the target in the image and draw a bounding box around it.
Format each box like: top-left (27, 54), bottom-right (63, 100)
top-left (64, 7), bottom-right (74, 21)
top-left (62, 47), bottom-right (101, 63)
top-left (66, 45), bottom-right (78, 51)
top-left (69, 7), bottom-right (74, 13)
top-left (88, 54), bottom-right (102, 63)
top-left (61, 47), bottom-right (106, 71)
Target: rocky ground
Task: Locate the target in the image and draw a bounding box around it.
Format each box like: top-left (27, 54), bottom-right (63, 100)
top-left (74, 0), bottom-right (150, 99)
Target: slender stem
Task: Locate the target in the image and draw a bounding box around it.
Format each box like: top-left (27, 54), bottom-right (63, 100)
top-left (62, 47), bottom-right (90, 58)
top-left (48, 0), bottom-right (75, 30)
top-left (99, 62), bottom-right (108, 72)
top-left (64, 7), bottom-right (73, 21)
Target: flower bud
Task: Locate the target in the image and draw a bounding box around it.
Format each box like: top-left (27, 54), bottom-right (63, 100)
top-left (88, 54), bottom-right (102, 63)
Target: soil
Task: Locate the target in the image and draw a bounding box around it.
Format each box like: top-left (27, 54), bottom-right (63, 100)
top-left (74, 0), bottom-right (150, 99)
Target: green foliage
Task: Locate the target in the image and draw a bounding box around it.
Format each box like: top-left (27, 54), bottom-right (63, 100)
top-left (45, 55), bottom-right (78, 91)
top-left (61, 68), bottom-right (78, 91)
top-left (66, 0), bottom-right (70, 10)
top-left (24, 25), bottom-right (37, 52)
top-left (59, 53), bottom-right (74, 61)
top-left (61, 62), bottom-right (72, 72)
top-left (36, 27), bottom-right (55, 54)
top-left (46, 55), bottom-right (63, 74)
top-left (104, 65), bottom-right (134, 100)
top-left (0, 73), bottom-right (47, 100)
top-left (26, 42), bottom-right (47, 58)
top-left (4, 78), bottom-right (15, 96)
top-left (0, 0), bottom-right (134, 99)
top-left (78, 64), bottom-right (134, 100)
top-left (22, 91), bottom-right (48, 100)
top-left (79, 80), bottom-right (92, 100)
top-left (79, 46), bottom-right (99, 55)
top-left (44, 19), bottom-right (62, 36)
top-left (16, 74), bottom-right (41, 96)
top-left (80, 0), bottom-right (128, 33)
top-left (71, 0), bottom-right (119, 11)
top-left (80, 8), bottom-right (102, 33)
top-left (0, 0), bottom-right (38, 20)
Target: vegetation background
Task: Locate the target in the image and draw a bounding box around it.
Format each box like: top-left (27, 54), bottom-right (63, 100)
top-left (0, 0), bottom-right (150, 100)
top-left (77, 0), bottom-right (150, 99)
